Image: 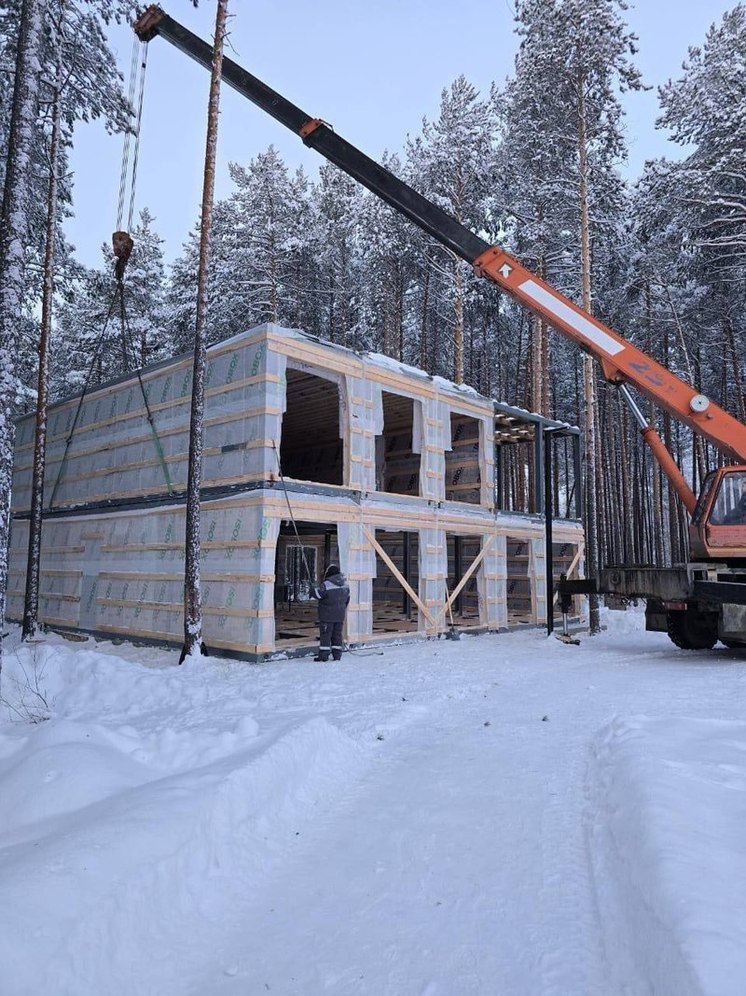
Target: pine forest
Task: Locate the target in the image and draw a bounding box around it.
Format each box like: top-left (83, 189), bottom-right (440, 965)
top-left (1, 0), bottom-right (745, 640)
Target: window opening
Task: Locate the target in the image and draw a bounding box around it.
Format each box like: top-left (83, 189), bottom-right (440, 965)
top-left (507, 537), bottom-right (532, 625)
top-left (274, 522), bottom-right (338, 646)
top-left (446, 534), bottom-right (482, 624)
top-left (375, 392), bottom-right (420, 495)
top-left (280, 368), bottom-right (343, 486)
top-left (447, 413), bottom-right (481, 504)
top-left (372, 530), bottom-right (420, 634)
top-left (284, 545), bottom-right (317, 603)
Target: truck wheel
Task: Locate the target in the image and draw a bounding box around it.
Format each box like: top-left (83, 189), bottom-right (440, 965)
top-left (666, 610), bottom-right (718, 650)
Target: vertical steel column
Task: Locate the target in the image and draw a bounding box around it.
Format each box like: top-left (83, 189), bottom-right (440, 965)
top-left (494, 441), bottom-right (502, 510)
top-left (402, 531), bottom-right (411, 618)
top-left (544, 428), bottom-right (555, 635)
top-left (534, 425), bottom-right (544, 514)
top-left (454, 535), bottom-right (463, 615)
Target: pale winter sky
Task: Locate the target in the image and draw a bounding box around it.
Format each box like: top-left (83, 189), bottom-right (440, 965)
top-left (66, 0), bottom-right (737, 267)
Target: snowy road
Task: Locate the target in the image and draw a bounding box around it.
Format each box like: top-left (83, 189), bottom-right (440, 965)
top-left (202, 648), bottom-right (608, 995)
top-left (1, 613), bottom-right (746, 995)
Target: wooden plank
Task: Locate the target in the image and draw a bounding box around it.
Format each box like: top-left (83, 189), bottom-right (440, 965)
top-left (97, 571), bottom-right (271, 583)
top-left (47, 469), bottom-right (277, 507)
top-left (435, 536), bottom-right (495, 626)
top-left (101, 539), bottom-right (273, 554)
top-left (95, 597), bottom-right (272, 619)
top-left (363, 525), bottom-right (436, 629)
top-left (16, 405), bottom-right (280, 468)
top-left (37, 374), bottom-right (278, 452)
top-left (46, 333), bottom-right (268, 428)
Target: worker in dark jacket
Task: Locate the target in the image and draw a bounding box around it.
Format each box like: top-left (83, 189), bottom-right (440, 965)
top-left (312, 564), bottom-right (350, 661)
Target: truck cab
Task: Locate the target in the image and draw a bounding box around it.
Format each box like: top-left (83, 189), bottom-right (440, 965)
top-left (690, 468), bottom-right (746, 562)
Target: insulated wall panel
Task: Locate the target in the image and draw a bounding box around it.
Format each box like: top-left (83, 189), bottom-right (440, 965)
top-left (483, 533), bottom-right (508, 631)
top-left (338, 520), bottom-right (374, 641)
top-left (7, 495), bottom-right (279, 655)
top-left (11, 332), bottom-right (274, 514)
top-left (419, 526), bottom-right (447, 635)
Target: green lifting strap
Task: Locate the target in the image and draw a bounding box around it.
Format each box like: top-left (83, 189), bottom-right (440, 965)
top-left (48, 287), bottom-right (122, 509)
top-left (136, 367), bottom-right (175, 496)
top-left (117, 274), bottom-right (175, 498)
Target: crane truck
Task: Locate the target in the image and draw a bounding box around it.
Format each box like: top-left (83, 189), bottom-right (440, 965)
top-left (133, 6), bottom-right (746, 652)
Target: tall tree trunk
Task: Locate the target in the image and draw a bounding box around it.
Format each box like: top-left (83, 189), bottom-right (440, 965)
top-left (183, 0), bottom-right (228, 661)
top-left (662, 282), bottom-right (707, 488)
top-left (619, 401), bottom-right (631, 563)
top-left (0, 0), bottom-right (45, 672)
top-left (419, 262), bottom-right (430, 372)
top-left (453, 259), bottom-right (464, 384)
top-left (724, 313), bottom-right (745, 422)
top-left (577, 68), bottom-right (600, 634)
top-left (23, 29), bottom-right (64, 640)
top-left (340, 246), bottom-right (350, 349)
top-left (531, 254), bottom-right (548, 416)
top-left (395, 262), bottom-right (404, 362)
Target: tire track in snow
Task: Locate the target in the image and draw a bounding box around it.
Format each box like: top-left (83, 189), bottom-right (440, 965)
top-left (192, 669), bottom-right (612, 995)
top-left (534, 736), bottom-right (608, 994)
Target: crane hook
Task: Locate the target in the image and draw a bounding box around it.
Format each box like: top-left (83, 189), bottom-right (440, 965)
top-left (112, 230), bottom-right (134, 282)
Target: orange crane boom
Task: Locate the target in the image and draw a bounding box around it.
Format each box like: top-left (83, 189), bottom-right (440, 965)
top-left (134, 6), bottom-right (746, 483)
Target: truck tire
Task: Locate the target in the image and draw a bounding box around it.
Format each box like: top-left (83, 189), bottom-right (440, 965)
top-left (666, 609), bottom-right (718, 650)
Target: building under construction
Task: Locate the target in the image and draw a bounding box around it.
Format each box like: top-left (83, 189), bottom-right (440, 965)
top-left (8, 324), bottom-right (585, 659)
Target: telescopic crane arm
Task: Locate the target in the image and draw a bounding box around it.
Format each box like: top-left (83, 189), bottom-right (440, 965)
top-left (134, 5), bottom-right (746, 503)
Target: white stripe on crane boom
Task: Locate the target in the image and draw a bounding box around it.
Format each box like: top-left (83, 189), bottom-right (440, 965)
top-left (519, 280), bottom-right (625, 357)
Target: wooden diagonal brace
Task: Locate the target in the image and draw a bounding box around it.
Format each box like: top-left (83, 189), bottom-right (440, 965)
top-left (435, 534), bottom-right (496, 626)
top-left (363, 526), bottom-right (437, 629)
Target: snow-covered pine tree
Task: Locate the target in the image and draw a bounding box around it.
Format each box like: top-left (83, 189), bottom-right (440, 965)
top-left (54, 208), bottom-right (168, 394)
top-left (0, 0), bottom-right (45, 669)
top-left (214, 146), bottom-right (308, 335)
top-left (658, 6), bottom-right (746, 274)
top-left (54, 260), bottom-right (129, 394)
top-left (352, 152), bottom-right (415, 359)
top-left (494, 52), bottom-right (578, 419)
top-left (23, 0), bottom-right (64, 640)
top-left (122, 208), bottom-right (169, 367)
top-left (183, 0), bottom-right (229, 661)
top-left (1, 0), bottom-right (134, 660)
top-left (507, 0), bottom-right (641, 631)
top-left (308, 161), bottom-right (361, 347)
top-left (407, 76), bottom-right (497, 383)
top-left (656, 6), bottom-right (746, 435)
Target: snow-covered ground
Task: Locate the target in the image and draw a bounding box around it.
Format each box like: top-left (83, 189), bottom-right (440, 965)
top-left (1, 612), bottom-right (745, 996)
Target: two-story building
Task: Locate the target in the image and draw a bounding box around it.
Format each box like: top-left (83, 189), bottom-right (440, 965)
top-left (8, 324), bottom-right (585, 659)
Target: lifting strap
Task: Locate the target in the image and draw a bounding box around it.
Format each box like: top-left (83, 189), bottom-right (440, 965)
top-left (112, 35), bottom-right (148, 282)
top-left (48, 287), bottom-right (122, 508)
top-left (272, 441), bottom-right (313, 581)
top-left (48, 280), bottom-right (174, 508)
top-left (119, 290), bottom-right (175, 496)
top-left (136, 368), bottom-right (174, 496)
top-left (49, 41), bottom-right (158, 509)
top-left (116, 35), bottom-right (148, 236)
